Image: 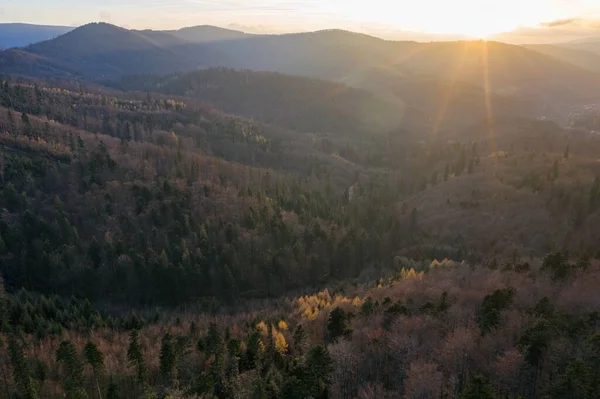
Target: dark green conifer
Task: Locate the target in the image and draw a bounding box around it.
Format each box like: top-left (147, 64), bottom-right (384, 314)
top-left (56, 340), bottom-right (87, 399)
top-left (8, 336), bottom-right (38, 399)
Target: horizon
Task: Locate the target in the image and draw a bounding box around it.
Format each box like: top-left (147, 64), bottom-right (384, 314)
top-left (2, 0), bottom-right (600, 44)
top-left (2, 19), bottom-right (600, 45)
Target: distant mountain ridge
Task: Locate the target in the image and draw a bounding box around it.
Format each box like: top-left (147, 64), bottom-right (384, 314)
top-left (168, 25), bottom-right (252, 42)
top-left (558, 38), bottom-right (600, 55)
top-left (525, 44), bottom-right (600, 73)
top-left (2, 22), bottom-right (232, 77)
top-left (2, 22), bottom-right (600, 124)
top-left (0, 23), bottom-right (73, 49)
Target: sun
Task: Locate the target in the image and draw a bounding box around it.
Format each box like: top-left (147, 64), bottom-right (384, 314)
top-left (453, 23), bottom-right (513, 40)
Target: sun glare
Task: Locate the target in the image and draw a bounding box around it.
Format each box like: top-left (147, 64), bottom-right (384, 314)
top-left (326, 0), bottom-right (565, 38)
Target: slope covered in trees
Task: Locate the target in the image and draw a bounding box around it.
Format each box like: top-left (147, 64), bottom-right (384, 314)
top-left (3, 252), bottom-right (600, 398)
top-left (0, 77), bottom-right (445, 308)
top-left (113, 68), bottom-right (407, 135)
top-left (2, 65), bottom-right (600, 398)
top-left (2, 76), bottom-right (600, 308)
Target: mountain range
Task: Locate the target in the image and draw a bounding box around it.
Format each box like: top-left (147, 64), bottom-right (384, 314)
top-left (2, 21), bottom-right (600, 127)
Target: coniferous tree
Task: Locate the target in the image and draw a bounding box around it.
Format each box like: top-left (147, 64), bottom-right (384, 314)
top-left (242, 330), bottom-right (263, 371)
top-left (293, 324), bottom-right (306, 356)
top-left (205, 323), bottom-right (222, 356)
top-left (21, 112), bottom-right (35, 137)
top-left (304, 345), bottom-right (333, 399)
top-left (265, 322), bottom-right (275, 366)
top-left (461, 375), bottom-right (496, 399)
top-left (210, 345), bottom-right (227, 398)
top-left (83, 342), bottom-right (104, 399)
top-left (8, 336), bottom-right (38, 399)
top-left (327, 307), bottom-right (352, 342)
top-left (478, 288), bottom-right (515, 334)
top-left (127, 330), bottom-right (147, 386)
top-left (159, 333), bottom-right (177, 387)
top-left (106, 377), bottom-right (120, 399)
top-left (56, 340), bottom-right (88, 399)
top-left (545, 360), bottom-right (594, 399)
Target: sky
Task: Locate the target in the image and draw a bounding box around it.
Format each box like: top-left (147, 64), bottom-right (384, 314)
top-left (2, 0), bottom-right (600, 42)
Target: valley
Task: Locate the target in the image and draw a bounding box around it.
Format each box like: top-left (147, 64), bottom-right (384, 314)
top-left (1, 20), bottom-right (600, 399)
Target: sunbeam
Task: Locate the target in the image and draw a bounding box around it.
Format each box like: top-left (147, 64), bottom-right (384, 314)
top-left (430, 42), bottom-right (469, 137)
top-left (482, 40), bottom-right (497, 166)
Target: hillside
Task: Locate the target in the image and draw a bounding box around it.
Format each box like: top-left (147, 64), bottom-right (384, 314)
top-left (0, 77), bottom-right (371, 305)
top-left (386, 41), bottom-right (600, 109)
top-left (204, 29), bottom-right (416, 83)
top-left (0, 48), bottom-right (79, 77)
top-left (21, 23), bottom-right (230, 77)
top-left (0, 23), bottom-right (72, 49)
top-left (558, 38), bottom-right (600, 55)
top-left (2, 76), bottom-right (600, 301)
top-left (113, 68), bottom-right (407, 135)
top-left (388, 77), bottom-right (534, 132)
top-left (204, 32), bottom-right (600, 108)
top-left (114, 68), bottom-right (538, 137)
top-left (2, 62), bottom-right (600, 398)
top-left (525, 44), bottom-right (600, 73)
top-left (4, 247), bottom-right (600, 398)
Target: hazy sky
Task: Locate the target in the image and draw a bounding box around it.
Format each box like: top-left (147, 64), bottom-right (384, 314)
top-left (2, 0), bottom-right (600, 41)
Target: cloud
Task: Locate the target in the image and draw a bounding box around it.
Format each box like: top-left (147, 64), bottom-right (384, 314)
top-left (539, 17), bottom-right (600, 30)
top-left (540, 18), bottom-right (581, 28)
top-left (492, 18), bottom-right (600, 44)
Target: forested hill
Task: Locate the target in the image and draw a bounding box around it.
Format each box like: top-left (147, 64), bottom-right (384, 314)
top-left (0, 77), bottom-right (414, 307)
top-left (112, 68), bottom-right (407, 135)
top-left (2, 76), bottom-right (600, 309)
top-left (2, 48), bottom-right (600, 398)
top-left (0, 23), bottom-right (231, 78)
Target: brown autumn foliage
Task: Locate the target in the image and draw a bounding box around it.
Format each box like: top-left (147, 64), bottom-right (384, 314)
top-left (0, 256), bottom-right (596, 398)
